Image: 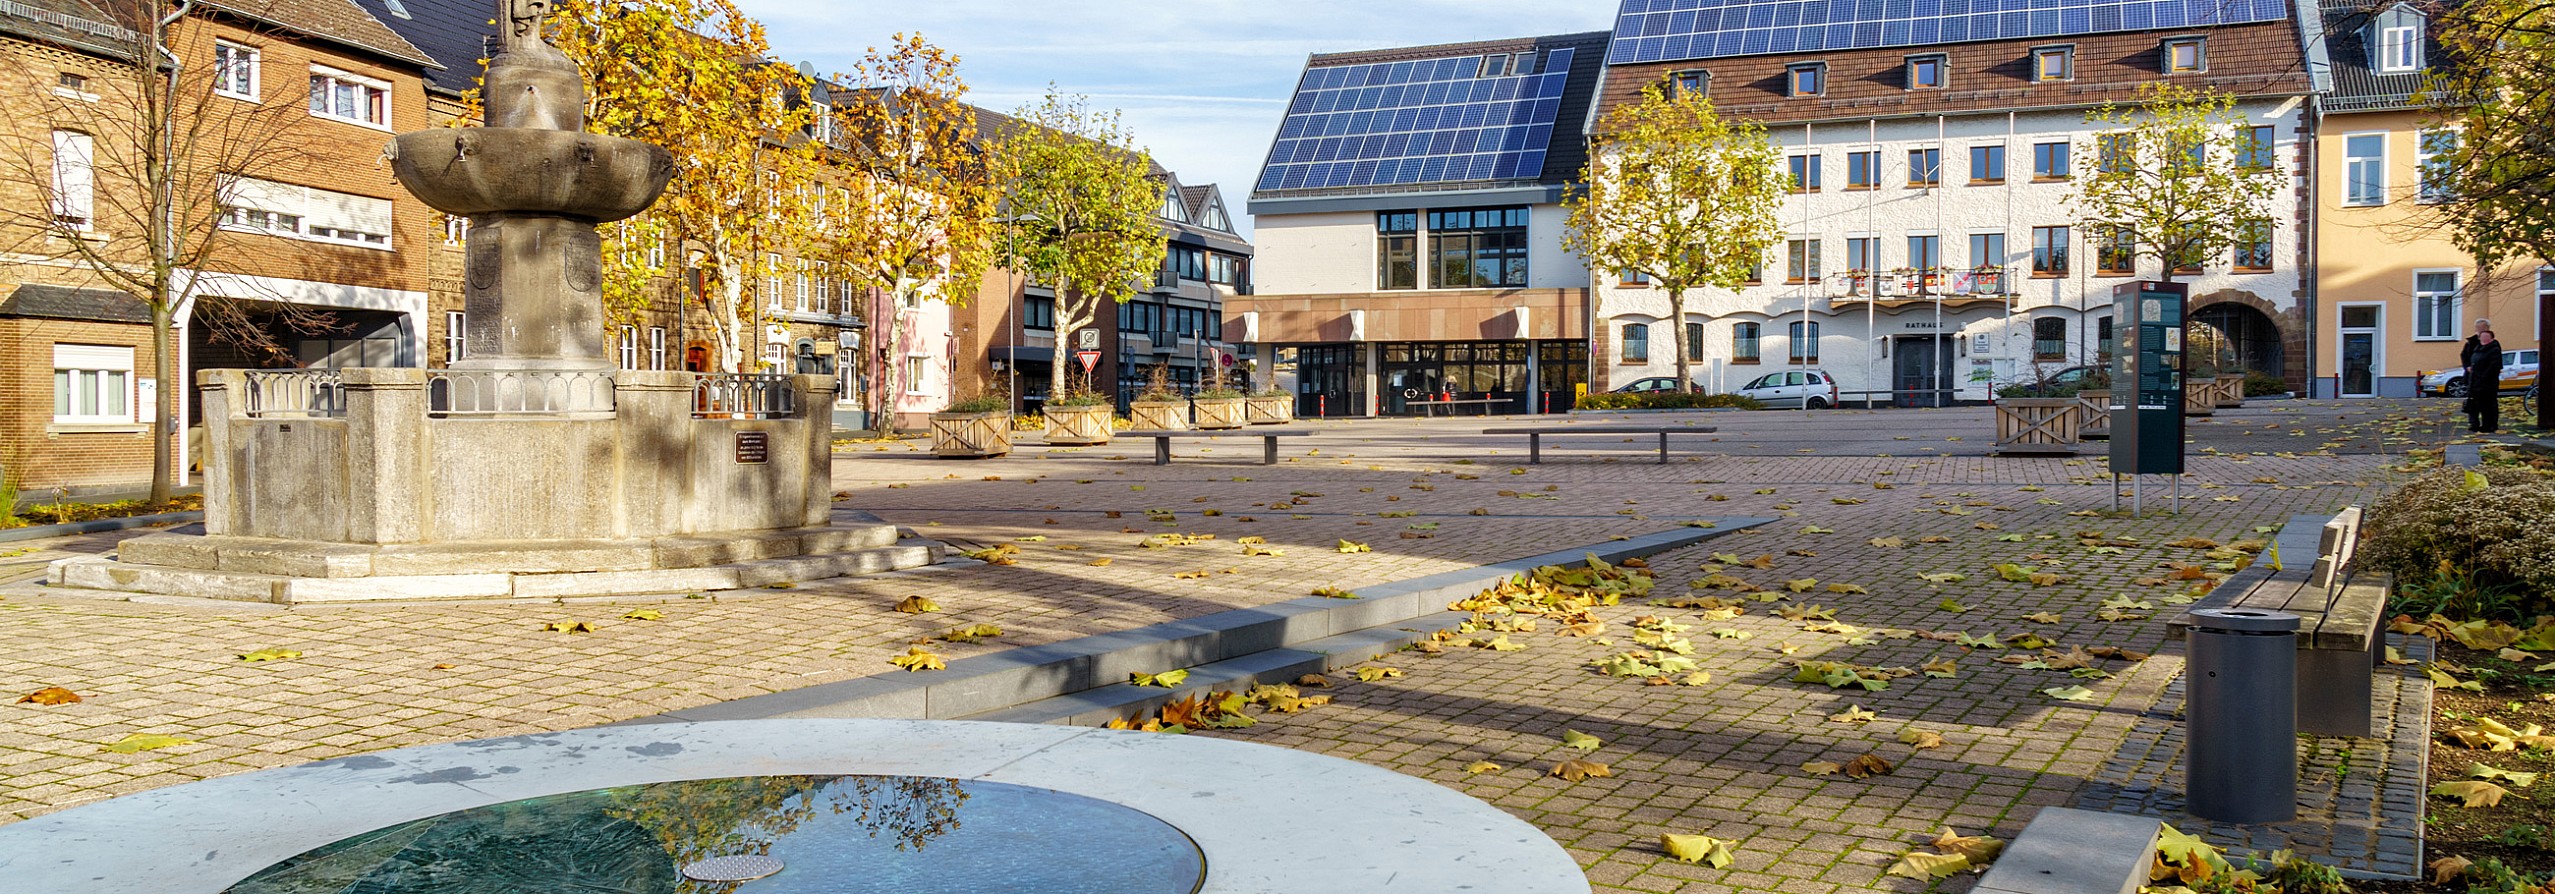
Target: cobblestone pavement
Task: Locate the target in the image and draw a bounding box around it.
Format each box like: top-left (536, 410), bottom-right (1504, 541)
top-left (0, 401), bottom-right (2464, 888)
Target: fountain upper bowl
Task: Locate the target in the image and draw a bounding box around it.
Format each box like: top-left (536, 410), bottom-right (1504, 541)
top-left (390, 128), bottom-right (673, 222)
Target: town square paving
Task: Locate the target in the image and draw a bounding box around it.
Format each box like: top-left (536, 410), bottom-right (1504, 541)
top-left (0, 399), bottom-right (2473, 891)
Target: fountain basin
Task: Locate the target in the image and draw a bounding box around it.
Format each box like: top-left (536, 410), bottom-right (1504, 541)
top-left (389, 128), bottom-right (673, 222)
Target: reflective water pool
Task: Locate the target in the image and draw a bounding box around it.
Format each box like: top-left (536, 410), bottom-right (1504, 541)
top-left (219, 775), bottom-right (1206, 893)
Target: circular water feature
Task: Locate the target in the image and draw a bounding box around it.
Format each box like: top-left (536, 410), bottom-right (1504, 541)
top-left (218, 775), bottom-right (1204, 894)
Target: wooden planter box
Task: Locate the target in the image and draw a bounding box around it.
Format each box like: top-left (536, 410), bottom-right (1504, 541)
top-left (2076, 390), bottom-right (2112, 439)
top-left (931, 411), bottom-right (1012, 458)
top-left (2214, 375), bottom-right (2247, 408)
top-left (1043, 403), bottom-right (1113, 446)
top-left (1194, 398), bottom-right (1247, 430)
top-left (2182, 383), bottom-right (2216, 416)
top-left (1129, 401), bottom-right (1186, 431)
top-left (1245, 395), bottom-right (1293, 426)
top-left (1994, 398), bottom-right (2079, 455)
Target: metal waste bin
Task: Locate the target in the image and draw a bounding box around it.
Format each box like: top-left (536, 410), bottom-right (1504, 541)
top-left (2185, 608), bottom-right (2299, 824)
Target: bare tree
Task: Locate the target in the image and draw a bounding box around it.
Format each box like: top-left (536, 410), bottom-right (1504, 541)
top-left (0, 0), bottom-right (322, 501)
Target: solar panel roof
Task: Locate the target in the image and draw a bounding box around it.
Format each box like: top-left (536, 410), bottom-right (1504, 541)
top-left (1606, 0), bottom-right (2293, 65)
top-left (1256, 46), bottom-right (1577, 194)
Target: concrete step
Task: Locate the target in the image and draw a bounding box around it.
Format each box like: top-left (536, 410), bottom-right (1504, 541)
top-left (639, 519), bottom-right (1771, 726)
top-left (45, 539), bottom-right (944, 604)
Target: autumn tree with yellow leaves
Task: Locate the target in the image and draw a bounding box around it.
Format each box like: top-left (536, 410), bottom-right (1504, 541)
top-left (550, 0), bottom-right (819, 373)
top-left (995, 91), bottom-right (1167, 404)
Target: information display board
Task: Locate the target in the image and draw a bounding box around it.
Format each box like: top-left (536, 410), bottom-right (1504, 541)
top-left (2109, 281), bottom-right (2187, 476)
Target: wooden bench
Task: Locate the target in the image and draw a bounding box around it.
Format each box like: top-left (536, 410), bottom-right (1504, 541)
top-left (1406, 398), bottom-right (1507, 417)
top-left (1120, 429), bottom-right (1313, 466)
top-left (2167, 507), bottom-right (2392, 737)
top-left (1479, 425), bottom-right (1720, 464)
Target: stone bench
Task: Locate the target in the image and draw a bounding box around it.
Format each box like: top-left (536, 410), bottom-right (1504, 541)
top-left (2168, 507), bottom-right (2392, 737)
top-left (1974, 807), bottom-right (2160, 894)
top-left (1119, 430), bottom-right (1313, 466)
top-left (1478, 425), bottom-right (1720, 464)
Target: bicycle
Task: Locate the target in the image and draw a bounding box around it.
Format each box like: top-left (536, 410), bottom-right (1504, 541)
top-left (2524, 381), bottom-right (2539, 419)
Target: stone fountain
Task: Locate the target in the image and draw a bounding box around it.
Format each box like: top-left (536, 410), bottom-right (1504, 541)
top-left (46, 0), bottom-right (938, 603)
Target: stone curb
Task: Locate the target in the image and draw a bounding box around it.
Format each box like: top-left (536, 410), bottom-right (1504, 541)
top-left (0, 511), bottom-right (203, 544)
top-left (634, 519), bottom-right (1775, 726)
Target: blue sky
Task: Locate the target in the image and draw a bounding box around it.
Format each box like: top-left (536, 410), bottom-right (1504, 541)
top-left (736, 1), bottom-right (1614, 234)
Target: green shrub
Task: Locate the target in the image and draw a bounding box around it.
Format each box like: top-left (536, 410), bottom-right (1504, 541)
top-left (946, 393), bottom-right (1008, 414)
top-left (2242, 369), bottom-right (2288, 397)
top-left (1576, 392), bottom-right (1765, 411)
top-left (2363, 466), bottom-right (2555, 613)
top-left (1194, 387), bottom-right (1246, 400)
top-left (1047, 391), bottom-right (1111, 408)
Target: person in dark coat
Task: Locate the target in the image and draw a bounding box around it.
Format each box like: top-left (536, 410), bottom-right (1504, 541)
top-left (2462, 319), bottom-right (2506, 433)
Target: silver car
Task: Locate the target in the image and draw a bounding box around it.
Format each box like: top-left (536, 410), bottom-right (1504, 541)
top-left (1737, 369), bottom-right (1840, 409)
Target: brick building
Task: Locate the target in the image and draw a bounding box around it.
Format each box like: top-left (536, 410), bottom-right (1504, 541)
top-left (0, 0), bottom-right (437, 495)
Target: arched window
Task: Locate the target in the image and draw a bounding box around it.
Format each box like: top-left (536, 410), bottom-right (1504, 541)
top-left (1621, 323), bottom-right (1650, 362)
top-left (2033, 318), bottom-right (2067, 360)
top-left (1733, 323), bottom-right (1762, 362)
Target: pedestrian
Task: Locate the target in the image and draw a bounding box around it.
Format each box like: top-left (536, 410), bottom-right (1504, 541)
top-left (2462, 319), bottom-right (2505, 433)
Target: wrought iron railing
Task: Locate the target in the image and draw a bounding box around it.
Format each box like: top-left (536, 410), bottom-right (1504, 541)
top-left (428, 369), bottom-right (616, 415)
top-left (243, 370), bottom-right (347, 418)
top-left (693, 373), bottom-right (797, 419)
top-left (1828, 266), bottom-right (2022, 301)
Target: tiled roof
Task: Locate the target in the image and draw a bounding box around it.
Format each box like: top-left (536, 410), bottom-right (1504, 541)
top-left (2314, 0), bottom-right (2438, 112)
top-left (354, 0), bottom-right (491, 94)
top-left (0, 284), bottom-right (149, 323)
top-left (1179, 184), bottom-right (1213, 218)
top-left (210, 0), bottom-right (437, 68)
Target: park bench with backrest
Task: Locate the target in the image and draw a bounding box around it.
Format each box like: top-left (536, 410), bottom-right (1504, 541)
top-left (1478, 425), bottom-right (1720, 464)
top-left (2166, 507), bottom-right (2392, 737)
top-left (1119, 429), bottom-right (1313, 466)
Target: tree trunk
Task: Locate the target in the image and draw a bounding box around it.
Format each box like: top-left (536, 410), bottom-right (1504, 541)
top-left (713, 264), bottom-right (745, 374)
top-left (871, 282), bottom-right (907, 439)
top-left (1669, 286), bottom-right (1695, 393)
top-left (1049, 275), bottom-right (1075, 404)
top-left (147, 301), bottom-right (173, 504)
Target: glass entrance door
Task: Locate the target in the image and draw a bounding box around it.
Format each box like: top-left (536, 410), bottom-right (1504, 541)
top-left (1892, 336), bottom-right (1953, 407)
top-left (1294, 344), bottom-right (1365, 417)
top-left (2338, 306), bottom-right (2379, 398)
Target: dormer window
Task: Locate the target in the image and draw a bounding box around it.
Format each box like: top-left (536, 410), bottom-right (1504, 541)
top-left (2033, 45), bottom-right (2074, 82)
top-left (1480, 53), bottom-right (1531, 78)
top-left (1670, 69), bottom-right (1708, 96)
top-left (1906, 54), bottom-right (1946, 89)
top-left (2379, 24), bottom-right (2421, 72)
top-left (1787, 62), bottom-right (1826, 97)
top-left (2165, 37), bottom-right (2206, 73)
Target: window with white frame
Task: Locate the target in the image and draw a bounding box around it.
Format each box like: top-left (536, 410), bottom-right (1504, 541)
top-left (1621, 322), bottom-right (1650, 363)
top-left (52, 344), bottom-right (133, 424)
top-left (2414, 270), bottom-right (2459, 340)
top-left (761, 342), bottom-right (785, 371)
top-left (307, 66), bottom-right (390, 127)
top-left (2417, 130), bottom-right (2457, 203)
top-left (903, 355), bottom-right (928, 393)
top-left (795, 261), bottom-right (811, 312)
top-left (50, 130), bottom-right (92, 230)
top-left (763, 254), bottom-right (784, 311)
top-left (646, 238), bottom-right (665, 270)
top-left (2378, 25), bottom-right (2421, 73)
top-left (2344, 134), bottom-right (2386, 206)
top-left (221, 177), bottom-right (392, 247)
top-left (648, 327), bottom-right (666, 370)
top-left (618, 327), bottom-right (638, 369)
top-left (442, 215), bottom-right (469, 246)
top-left (2164, 37), bottom-right (2206, 73)
top-left (214, 41), bottom-right (259, 100)
top-left (444, 311), bottom-right (467, 363)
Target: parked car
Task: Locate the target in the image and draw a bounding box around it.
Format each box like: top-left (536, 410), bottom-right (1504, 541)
top-left (2419, 349), bottom-right (2540, 397)
top-left (1736, 369), bottom-right (1840, 409)
top-left (1611, 376), bottom-right (1703, 394)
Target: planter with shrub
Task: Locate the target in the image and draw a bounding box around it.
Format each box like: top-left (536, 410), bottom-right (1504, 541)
top-left (2213, 374), bottom-right (2247, 409)
top-left (1128, 368), bottom-right (1187, 431)
top-left (931, 394), bottom-right (1013, 458)
top-left (1575, 392), bottom-right (1765, 411)
top-left (2075, 389), bottom-right (2112, 439)
top-left (1042, 392), bottom-right (1113, 446)
top-left (1992, 397), bottom-right (2080, 454)
top-left (1245, 389), bottom-right (1293, 425)
top-left (1192, 388), bottom-right (1247, 430)
top-left (2363, 464), bottom-right (2555, 621)
top-left (2182, 365), bottom-right (2218, 417)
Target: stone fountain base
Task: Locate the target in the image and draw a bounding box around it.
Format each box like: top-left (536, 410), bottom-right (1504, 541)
top-left (47, 519), bottom-right (941, 604)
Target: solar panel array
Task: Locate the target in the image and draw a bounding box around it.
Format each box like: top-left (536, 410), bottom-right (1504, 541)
top-left (1607, 0), bottom-right (2291, 64)
top-left (1256, 47), bottom-right (1576, 194)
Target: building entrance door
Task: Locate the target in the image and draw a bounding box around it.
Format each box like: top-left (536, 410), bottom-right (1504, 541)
top-left (1892, 336), bottom-right (1953, 407)
top-left (2338, 305), bottom-right (2380, 398)
top-left (1294, 344), bottom-right (1365, 417)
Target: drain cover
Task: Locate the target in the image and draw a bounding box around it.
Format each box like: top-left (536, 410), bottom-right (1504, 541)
top-left (681, 855), bottom-right (783, 882)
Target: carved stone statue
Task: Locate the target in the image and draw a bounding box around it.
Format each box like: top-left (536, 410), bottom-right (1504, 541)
top-left (504, 0), bottom-right (550, 48)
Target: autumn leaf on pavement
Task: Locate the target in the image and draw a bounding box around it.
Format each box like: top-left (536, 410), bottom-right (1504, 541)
top-left (1921, 658), bottom-right (1958, 678)
top-left (2433, 780), bottom-right (2512, 807)
top-left (2042, 685), bottom-right (2095, 702)
top-left (1868, 537), bottom-right (1905, 548)
top-left (1887, 852), bottom-right (1972, 880)
top-left (1802, 760), bottom-right (1843, 776)
top-left (1843, 754), bottom-right (1894, 778)
top-left (1131, 669), bottom-right (1190, 688)
top-left (1784, 578), bottom-right (1819, 593)
top-left (1354, 666), bottom-right (1403, 682)
top-left (1938, 599), bottom-right (1971, 613)
top-left (2473, 763), bottom-right (2540, 788)
top-left (1087, 558), bottom-right (1114, 567)
top-left (2432, 856), bottom-right (2475, 884)
top-left (1919, 572), bottom-right (1967, 583)
top-left (1337, 540), bottom-right (1372, 553)
top-left (1548, 759), bottom-right (1612, 781)
top-left (103, 733), bottom-right (191, 754)
top-left (18, 687), bottom-right (80, 705)
top-left (2022, 612), bottom-right (2062, 624)
top-left (1830, 704), bottom-right (1877, 724)
top-left (888, 647), bottom-right (946, 672)
top-left (1898, 728), bottom-right (1946, 749)
top-left (1560, 730), bottom-right (1603, 752)
top-left (894, 596), bottom-right (941, 614)
top-left (239, 648), bottom-right (304, 661)
top-left (1465, 760), bottom-right (1502, 774)
top-left (621, 609), bottom-right (664, 621)
top-left (940, 623), bottom-right (1005, 643)
top-left (1932, 828), bottom-right (2005, 863)
top-left (1661, 833), bottom-right (1736, 867)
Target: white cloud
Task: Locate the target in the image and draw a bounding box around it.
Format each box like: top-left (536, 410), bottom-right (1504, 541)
top-left (735, 0), bottom-right (1612, 236)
